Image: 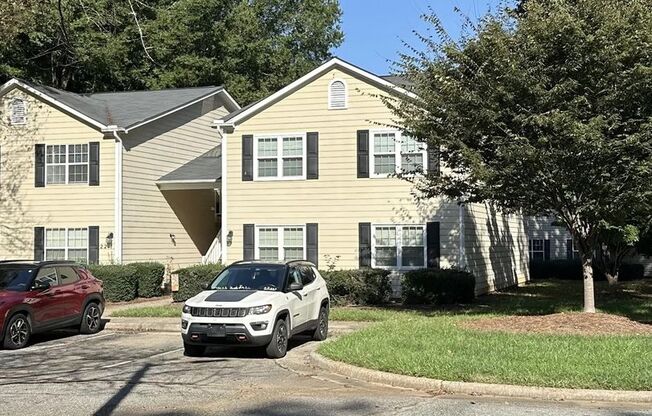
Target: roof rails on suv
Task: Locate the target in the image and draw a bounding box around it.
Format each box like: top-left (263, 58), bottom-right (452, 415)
top-left (0, 259), bottom-right (80, 266)
top-left (229, 259), bottom-right (315, 266)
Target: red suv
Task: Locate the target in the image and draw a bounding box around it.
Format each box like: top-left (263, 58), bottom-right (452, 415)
top-left (0, 260), bottom-right (105, 349)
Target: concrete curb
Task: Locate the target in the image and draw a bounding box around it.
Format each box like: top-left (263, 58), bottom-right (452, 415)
top-left (310, 351), bottom-right (652, 403)
top-left (103, 317), bottom-right (179, 333)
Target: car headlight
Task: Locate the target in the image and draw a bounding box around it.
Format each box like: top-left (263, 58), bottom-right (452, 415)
top-left (249, 304), bottom-right (272, 315)
top-left (182, 304), bottom-right (191, 314)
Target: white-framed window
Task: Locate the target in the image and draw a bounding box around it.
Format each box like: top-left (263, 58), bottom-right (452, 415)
top-left (567, 239), bottom-right (580, 259)
top-left (255, 226), bottom-right (306, 261)
top-left (9, 99), bottom-right (27, 125)
top-left (529, 239), bottom-right (544, 261)
top-left (371, 224), bottom-right (426, 269)
top-left (328, 79), bottom-right (347, 109)
top-left (45, 227), bottom-right (88, 263)
top-left (45, 144), bottom-right (89, 185)
top-left (253, 133), bottom-right (306, 180)
top-left (370, 130), bottom-right (427, 177)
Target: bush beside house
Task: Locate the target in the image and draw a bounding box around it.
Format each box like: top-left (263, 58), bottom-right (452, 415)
top-left (320, 269), bottom-right (392, 306)
top-left (402, 269), bottom-right (476, 305)
top-left (172, 264), bottom-right (225, 302)
top-left (530, 260), bottom-right (645, 281)
top-left (88, 262), bottom-right (166, 302)
top-left (132, 262), bottom-right (166, 298)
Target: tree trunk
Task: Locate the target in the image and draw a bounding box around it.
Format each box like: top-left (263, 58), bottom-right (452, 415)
top-left (581, 254), bottom-right (596, 313)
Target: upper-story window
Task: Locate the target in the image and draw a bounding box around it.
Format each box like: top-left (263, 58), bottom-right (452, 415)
top-left (46, 144), bottom-right (89, 185)
top-left (9, 99), bottom-right (27, 125)
top-left (328, 79), bottom-right (347, 109)
top-left (254, 134), bottom-right (306, 180)
top-left (370, 130), bottom-right (427, 177)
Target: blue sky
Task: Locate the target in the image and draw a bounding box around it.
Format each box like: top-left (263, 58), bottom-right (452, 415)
top-left (333, 0), bottom-right (510, 75)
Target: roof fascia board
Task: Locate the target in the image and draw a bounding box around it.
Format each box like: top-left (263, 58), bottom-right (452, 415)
top-left (124, 88), bottom-right (240, 133)
top-left (0, 79), bottom-right (108, 131)
top-left (223, 57), bottom-right (417, 125)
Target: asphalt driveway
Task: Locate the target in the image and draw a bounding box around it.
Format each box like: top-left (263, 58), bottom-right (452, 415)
top-left (0, 330), bottom-right (650, 416)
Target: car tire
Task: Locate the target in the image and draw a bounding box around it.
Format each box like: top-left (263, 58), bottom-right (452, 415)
top-left (183, 343), bottom-right (206, 357)
top-left (312, 306), bottom-right (329, 341)
top-left (80, 302), bottom-right (102, 334)
top-left (265, 317), bottom-right (289, 359)
top-left (3, 314), bottom-right (31, 350)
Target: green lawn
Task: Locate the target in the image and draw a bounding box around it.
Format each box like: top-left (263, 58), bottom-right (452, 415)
top-left (321, 279), bottom-right (652, 391)
top-left (111, 304), bottom-right (183, 317)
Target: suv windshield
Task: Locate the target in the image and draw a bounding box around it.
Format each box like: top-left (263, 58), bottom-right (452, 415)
top-left (209, 265), bottom-right (286, 291)
top-left (0, 266), bottom-right (36, 292)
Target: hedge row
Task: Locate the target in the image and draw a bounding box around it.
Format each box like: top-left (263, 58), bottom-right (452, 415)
top-left (320, 269), bottom-right (393, 306)
top-left (529, 260), bottom-right (646, 281)
top-left (402, 268), bottom-right (476, 305)
top-left (172, 264), bottom-right (225, 302)
top-left (88, 262), bottom-right (165, 302)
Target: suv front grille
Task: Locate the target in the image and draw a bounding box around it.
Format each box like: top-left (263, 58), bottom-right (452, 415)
top-left (190, 307), bottom-right (248, 318)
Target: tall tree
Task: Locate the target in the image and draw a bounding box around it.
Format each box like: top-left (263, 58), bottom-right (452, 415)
top-left (0, 0), bottom-right (343, 104)
top-left (390, 0), bottom-right (652, 312)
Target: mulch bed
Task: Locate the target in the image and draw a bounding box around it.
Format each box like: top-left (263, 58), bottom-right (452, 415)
top-left (462, 312), bottom-right (652, 336)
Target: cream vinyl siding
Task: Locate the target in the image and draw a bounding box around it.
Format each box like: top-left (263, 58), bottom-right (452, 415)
top-left (0, 89), bottom-right (115, 263)
top-left (121, 99), bottom-right (229, 267)
top-left (464, 203), bottom-right (530, 294)
top-left (225, 68), bottom-right (460, 269)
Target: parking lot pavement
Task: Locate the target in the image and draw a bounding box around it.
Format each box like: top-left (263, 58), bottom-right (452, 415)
top-left (0, 331), bottom-right (651, 416)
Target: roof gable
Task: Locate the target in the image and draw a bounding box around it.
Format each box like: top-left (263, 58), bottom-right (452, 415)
top-left (217, 57), bottom-right (415, 126)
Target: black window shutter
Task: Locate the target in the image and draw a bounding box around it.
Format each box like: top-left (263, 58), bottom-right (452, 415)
top-left (89, 142), bottom-right (100, 186)
top-left (34, 227), bottom-right (44, 261)
top-left (566, 239), bottom-right (573, 260)
top-left (243, 224), bottom-right (255, 260)
top-left (544, 239), bottom-right (551, 261)
top-left (242, 135), bottom-right (254, 181)
top-left (358, 222), bottom-right (371, 267)
top-left (357, 130), bottom-right (369, 178)
top-left (427, 222), bottom-right (440, 268)
top-left (307, 132), bottom-right (319, 179)
top-left (88, 226), bottom-right (100, 264)
top-left (427, 144), bottom-right (440, 176)
top-left (306, 223), bottom-right (318, 266)
top-left (35, 144), bottom-right (45, 187)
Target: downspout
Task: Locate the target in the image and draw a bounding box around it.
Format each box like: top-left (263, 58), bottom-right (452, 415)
top-left (103, 125), bottom-right (124, 264)
top-left (458, 200), bottom-right (467, 270)
top-left (214, 121), bottom-right (234, 265)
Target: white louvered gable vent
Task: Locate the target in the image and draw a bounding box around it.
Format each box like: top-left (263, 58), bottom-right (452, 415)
top-left (10, 99), bottom-right (27, 125)
top-left (328, 79), bottom-right (347, 109)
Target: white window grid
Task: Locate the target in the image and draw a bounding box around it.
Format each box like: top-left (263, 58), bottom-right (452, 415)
top-left (369, 130), bottom-right (428, 178)
top-left (255, 225), bottom-right (306, 261)
top-left (328, 79), bottom-right (348, 109)
top-left (371, 224), bottom-right (427, 270)
top-left (10, 99), bottom-right (27, 125)
top-left (45, 144), bottom-right (89, 185)
top-left (567, 239), bottom-right (580, 259)
top-left (44, 227), bottom-right (89, 263)
top-left (529, 239), bottom-right (545, 260)
top-left (253, 133), bottom-right (307, 181)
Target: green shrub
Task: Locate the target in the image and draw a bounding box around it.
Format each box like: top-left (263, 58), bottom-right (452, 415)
top-left (402, 268), bottom-right (476, 305)
top-left (132, 262), bottom-right (165, 298)
top-left (618, 263), bottom-right (646, 281)
top-left (173, 264), bottom-right (225, 302)
top-left (320, 269), bottom-right (392, 306)
top-left (530, 260), bottom-right (646, 281)
top-left (88, 264), bottom-right (137, 302)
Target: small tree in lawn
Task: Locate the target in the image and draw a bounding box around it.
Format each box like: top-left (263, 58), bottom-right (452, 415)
top-left (389, 0), bottom-right (652, 312)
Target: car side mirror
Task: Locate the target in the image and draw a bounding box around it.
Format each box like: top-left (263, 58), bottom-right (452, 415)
top-left (32, 281), bottom-right (51, 291)
top-left (201, 283), bottom-right (210, 290)
top-left (288, 282), bottom-right (303, 292)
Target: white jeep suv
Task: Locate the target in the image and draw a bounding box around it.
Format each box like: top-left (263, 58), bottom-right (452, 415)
top-left (181, 260), bottom-right (330, 358)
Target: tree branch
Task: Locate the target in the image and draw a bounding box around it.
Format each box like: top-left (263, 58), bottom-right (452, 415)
top-left (127, 0), bottom-right (155, 63)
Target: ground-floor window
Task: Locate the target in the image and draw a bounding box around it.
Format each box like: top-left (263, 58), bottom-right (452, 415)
top-left (566, 239), bottom-right (580, 259)
top-left (45, 227), bottom-right (88, 263)
top-left (255, 226), bottom-right (305, 262)
top-left (372, 224), bottom-right (426, 269)
top-left (529, 239), bottom-right (544, 260)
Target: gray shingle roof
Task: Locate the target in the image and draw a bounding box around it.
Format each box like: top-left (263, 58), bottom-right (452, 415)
top-left (20, 80), bottom-right (225, 130)
top-left (158, 146), bottom-right (221, 183)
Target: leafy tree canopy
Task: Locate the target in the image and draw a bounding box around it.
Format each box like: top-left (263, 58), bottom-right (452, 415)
top-left (0, 0), bottom-right (343, 104)
top-left (392, 0), bottom-right (652, 311)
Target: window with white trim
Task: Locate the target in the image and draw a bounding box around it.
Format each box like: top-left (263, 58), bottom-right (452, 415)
top-left (328, 79), bottom-right (347, 109)
top-left (567, 239), bottom-right (580, 259)
top-left (529, 239), bottom-right (544, 260)
top-left (370, 130), bottom-right (427, 177)
top-left (254, 134), bottom-right (306, 180)
top-left (46, 144), bottom-right (89, 185)
top-left (372, 225), bottom-right (426, 269)
top-left (256, 226), bottom-right (305, 261)
top-left (45, 227), bottom-right (88, 263)
top-left (10, 99), bottom-right (27, 125)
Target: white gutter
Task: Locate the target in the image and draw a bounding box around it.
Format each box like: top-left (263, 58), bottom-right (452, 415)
top-left (103, 125), bottom-right (124, 264)
top-left (458, 201), bottom-right (466, 269)
top-left (219, 128), bottom-right (229, 265)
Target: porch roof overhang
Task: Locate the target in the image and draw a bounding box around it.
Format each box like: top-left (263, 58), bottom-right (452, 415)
top-left (156, 145), bottom-right (221, 191)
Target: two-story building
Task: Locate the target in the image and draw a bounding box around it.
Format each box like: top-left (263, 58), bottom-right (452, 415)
top-left (0, 58), bottom-right (530, 294)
